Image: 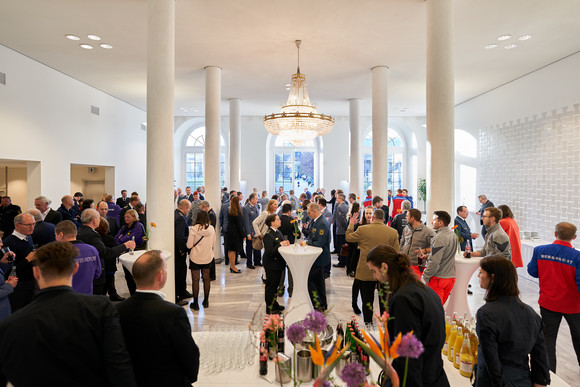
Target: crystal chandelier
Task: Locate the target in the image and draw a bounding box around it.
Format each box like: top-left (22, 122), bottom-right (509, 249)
top-left (264, 40), bottom-right (334, 146)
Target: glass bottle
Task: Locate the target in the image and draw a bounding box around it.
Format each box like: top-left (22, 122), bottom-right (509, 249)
top-left (454, 326), bottom-right (464, 368)
top-left (259, 337), bottom-right (268, 375)
top-left (442, 317), bottom-right (451, 355)
top-left (459, 333), bottom-right (474, 377)
top-left (447, 323), bottom-right (459, 362)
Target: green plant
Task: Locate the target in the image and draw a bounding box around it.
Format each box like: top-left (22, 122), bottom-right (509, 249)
top-left (417, 178), bottom-right (427, 211)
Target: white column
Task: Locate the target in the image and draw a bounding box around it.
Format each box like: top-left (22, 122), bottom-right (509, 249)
top-left (205, 66), bottom-right (222, 257)
top-left (147, 0), bottom-right (175, 299)
top-left (426, 0), bottom-right (454, 218)
top-left (372, 66), bottom-right (389, 202)
top-left (229, 98), bottom-right (241, 190)
top-left (349, 99), bottom-right (362, 197)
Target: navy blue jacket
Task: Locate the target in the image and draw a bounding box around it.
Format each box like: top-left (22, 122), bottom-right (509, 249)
top-left (454, 215), bottom-right (472, 251)
top-left (31, 221), bottom-right (55, 248)
top-left (306, 215), bottom-right (331, 267)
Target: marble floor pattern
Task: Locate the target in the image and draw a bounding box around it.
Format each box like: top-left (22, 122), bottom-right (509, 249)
top-left (114, 254), bottom-right (579, 386)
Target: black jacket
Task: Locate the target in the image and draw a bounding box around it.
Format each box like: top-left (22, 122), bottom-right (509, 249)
top-left (77, 225), bottom-right (127, 266)
top-left (174, 209), bottom-right (189, 256)
top-left (115, 292), bottom-right (200, 386)
top-left (263, 228), bottom-right (286, 271)
top-left (0, 286), bottom-right (136, 386)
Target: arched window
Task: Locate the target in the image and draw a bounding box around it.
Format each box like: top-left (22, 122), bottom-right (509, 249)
top-left (363, 128), bottom-right (405, 191)
top-left (455, 129), bottom-right (478, 210)
top-left (184, 127), bottom-right (226, 188)
top-left (270, 136), bottom-right (320, 194)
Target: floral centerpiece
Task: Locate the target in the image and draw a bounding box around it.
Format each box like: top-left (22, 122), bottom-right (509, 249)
top-left (290, 219), bottom-right (301, 247)
top-left (451, 225), bottom-right (464, 255)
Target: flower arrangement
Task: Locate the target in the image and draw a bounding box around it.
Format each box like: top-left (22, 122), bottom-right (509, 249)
top-left (144, 221), bottom-right (157, 248)
top-left (451, 225), bottom-right (464, 244)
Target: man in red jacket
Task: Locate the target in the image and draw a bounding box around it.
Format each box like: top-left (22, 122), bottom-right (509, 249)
top-left (528, 222), bottom-right (580, 372)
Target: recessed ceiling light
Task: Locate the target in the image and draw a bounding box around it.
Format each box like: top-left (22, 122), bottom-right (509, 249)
top-left (99, 43), bottom-right (113, 49)
top-left (497, 35), bottom-right (512, 41)
top-left (504, 44), bottom-right (517, 49)
top-left (66, 34), bottom-right (80, 41)
top-left (518, 35), bottom-right (532, 41)
top-left (80, 44), bottom-right (94, 50)
top-left (484, 44), bottom-right (498, 49)
top-left (87, 34), bottom-right (101, 41)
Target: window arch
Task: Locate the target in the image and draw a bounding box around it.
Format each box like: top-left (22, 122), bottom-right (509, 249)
top-left (363, 128), bottom-right (405, 191)
top-left (269, 136), bottom-right (321, 194)
top-left (454, 129), bottom-right (478, 210)
top-left (183, 127), bottom-right (226, 188)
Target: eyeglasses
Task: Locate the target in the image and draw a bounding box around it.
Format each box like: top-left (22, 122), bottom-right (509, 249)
top-left (19, 223), bottom-right (35, 227)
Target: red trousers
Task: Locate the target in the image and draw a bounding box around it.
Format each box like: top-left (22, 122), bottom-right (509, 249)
top-left (428, 277), bottom-right (455, 305)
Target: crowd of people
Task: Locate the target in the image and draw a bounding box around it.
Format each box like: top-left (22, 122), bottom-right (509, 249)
top-left (0, 185), bottom-right (578, 386)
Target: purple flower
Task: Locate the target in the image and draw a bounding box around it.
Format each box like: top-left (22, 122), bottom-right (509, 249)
top-left (302, 310), bottom-right (327, 334)
top-left (397, 332), bottom-right (424, 359)
top-left (321, 380), bottom-right (332, 387)
top-left (286, 322), bottom-right (306, 345)
top-left (340, 362), bottom-right (366, 387)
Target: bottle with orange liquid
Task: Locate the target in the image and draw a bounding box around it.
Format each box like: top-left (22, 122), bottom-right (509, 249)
top-left (453, 326), bottom-right (464, 368)
top-left (442, 316), bottom-right (451, 355)
top-left (459, 333), bottom-right (474, 377)
top-left (448, 325), bottom-right (461, 362)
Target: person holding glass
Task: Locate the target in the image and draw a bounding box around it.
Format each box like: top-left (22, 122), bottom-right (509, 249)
top-left (187, 210), bottom-right (216, 310)
top-left (475, 255), bottom-right (550, 386)
top-left (0, 234), bottom-right (18, 320)
top-left (115, 209), bottom-right (145, 295)
top-left (262, 214), bottom-right (289, 314)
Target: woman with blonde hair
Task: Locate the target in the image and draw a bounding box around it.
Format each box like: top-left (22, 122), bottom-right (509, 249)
top-left (187, 210), bottom-right (216, 310)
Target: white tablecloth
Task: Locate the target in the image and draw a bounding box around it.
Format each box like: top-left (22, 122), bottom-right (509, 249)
top-left (119, 249), bottom-right (172, 273)
top-left (278, 245), bottom-right (322, 326)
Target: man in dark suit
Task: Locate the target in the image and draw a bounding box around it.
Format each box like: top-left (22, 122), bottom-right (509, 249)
top-left (263, 214), bottom-right (290, 314)
top-left (116, 250), bottom-right (199, 386)
top-left (3, 213), bottom-right (36, 312)
top-left (57, 195), bottom-right (81, 227)
top-left (76, 209), bottom-right (135, 300)
top-left (179, 186), bottom-right (195, 202)
top-left (34, 195), bottom-right (62, 225)
top-left (116, 189), bottom-right (130, 208)
top-left (0, 241), bottom-right (136, 386)
top-left (97, 201), bottom-right (119, 236)
top-left (119, 196), bottom-right (140, 228)
top-left (306, 203), bottom-right (331, 311)
top-left (0, 196), bottom-right (22, 236)
top-left (242, 193), bottom-right (261, 269)
top-left (175, 199), bottom-right (192, 305)
top-left (28, 209), bottom-right (55, 247)
top-left (455, 205), bottom-right (479, 251)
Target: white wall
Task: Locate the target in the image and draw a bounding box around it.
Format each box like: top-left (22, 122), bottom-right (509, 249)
top-left (0, 45), bottom-right (147, 208)
top-left (455, 51), bottom-right (580, 246)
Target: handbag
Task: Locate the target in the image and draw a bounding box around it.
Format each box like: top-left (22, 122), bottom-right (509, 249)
top-left (252, 236), bottom-right (264, 250)
top-left (340, 243), bottom-right (349, 257)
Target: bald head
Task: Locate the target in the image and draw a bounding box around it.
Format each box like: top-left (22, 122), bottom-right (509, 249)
top-left (26, 209), bottom-right (42, 222)
top-left (178, 199), bottom-right (191, 214)
top-left (132, 250), bottom-right (167, 290)
top-left (97, 201), bottom-right (109, 218)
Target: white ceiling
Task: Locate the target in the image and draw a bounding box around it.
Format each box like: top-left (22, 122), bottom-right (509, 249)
top-left (1, 0), bottom-right (579, 118)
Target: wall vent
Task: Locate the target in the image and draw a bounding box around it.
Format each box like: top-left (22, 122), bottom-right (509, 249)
top-left (0, 72), bottom-right (6, 85)
top-left (91, 105), bottom-right (100, 115)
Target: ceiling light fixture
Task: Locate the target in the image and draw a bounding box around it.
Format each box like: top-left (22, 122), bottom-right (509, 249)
top-left (264, 40), bottom-right (334, 146)
top-left (99, 43), bottom-right (113, 49)
top-left (518, 35), bottom-right (532, 41)
top-left (484, 44), bottom-right (498, 49)
top-left (80, 44), bottom-right (94, 50)
top-left (504, 44), bottom-right (517, 49)
top-left (66, 34), bottom-right (80, 41)
top-left (87, 34), bottom-right (101, 41)
top-left (497, 35), bottom-right (512, 41)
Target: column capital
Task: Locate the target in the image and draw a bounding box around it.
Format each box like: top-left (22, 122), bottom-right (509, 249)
top-left (204, 65), bottom-right (222, 70)
top-left (371, 65), bottom-right (390, 70)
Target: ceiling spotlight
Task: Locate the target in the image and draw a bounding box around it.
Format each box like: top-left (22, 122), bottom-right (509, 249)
top-left (497, 35), bottom-right (512, 41)
top-left (99, 43), bottom-right (113, 49)
top-left (66, 34), bottom-right (80, 41)
top-left (80, 44), bottom-right (94, 50)
top-left (87, 34), bottom-right (101, 41)
top-left (484, 44), bottom-right (498, 49)
top-left (504, 44), bottom-right (517, 49)
top-left (518, 35), bottom-right (532, 41)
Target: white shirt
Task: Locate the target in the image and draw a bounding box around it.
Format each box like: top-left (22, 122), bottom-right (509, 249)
top-left (41, 208), bottom-right (51, 221)
top-left (135, 289), bottom-right (166, 299)
top-left (12, 230), bottom-right (29, 241)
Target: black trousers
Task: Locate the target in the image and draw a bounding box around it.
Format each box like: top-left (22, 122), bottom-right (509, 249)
top-left (540, 306), bottom-right (580, 372)
top-left (359, 280), bottom-right (387, 323)
top-left (347, 244), bottom-right (360, 274)
top-left (105, 272), bottom-right (119, 296)
top-left (245, 239), bottom-right (262, 266)
top-left (122, 265), bottom-right (137, 296)
top-left (209, 258), bottom-right (216, 280)
top-left (265, 267), bottom-right (284, 312)
top-left (308, 265), bottom-right (327, 310)
top-left (174, 251), bottom-right (188, 299)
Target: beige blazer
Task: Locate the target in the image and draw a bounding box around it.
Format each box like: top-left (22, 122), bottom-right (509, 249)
top-left (346, 222), bottom-right (400, 281)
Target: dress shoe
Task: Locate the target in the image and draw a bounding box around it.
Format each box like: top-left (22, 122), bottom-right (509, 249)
top-left (176, 299), bottom-right (188, 306)
top-left (109, 294), bottom-right (125, 302)
top-left (467, 289), bottom-right (473, 295)
top-left (347, 271), bottom-right (356, 278)
top-left (255, 263), bottom-right (263, 267)
top-left (182, 291), bottom-right (193, 299)
top-left (202, 299), bottom-right (209, 308)
top-left (333, 263), bottom-right (346, 268)
top-left (352, 302), bottom-right (362, 315)
top-left (190, 301), bottom-right (199, 310)
top-left (247, 265), bottom-right (256, 269)
top-left (273, 304), bottom-right (285, 312)
top-left (230, 267), bottom-right (242, 274)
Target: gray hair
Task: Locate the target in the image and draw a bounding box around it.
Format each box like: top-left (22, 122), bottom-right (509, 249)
top-left (199, 200), bottom-right (210, 209)
top-left (401, 200), bottom-right (411, 211)
top-left (26, 209), bottom-right (42, 222)
top-left (81, 209), bottom-right (100, 225)
top-left (35, 195), bottom-right (51, 205)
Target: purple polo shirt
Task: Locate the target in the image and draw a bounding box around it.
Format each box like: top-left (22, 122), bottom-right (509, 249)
top-left (71, 242), bottom-right (102, 295)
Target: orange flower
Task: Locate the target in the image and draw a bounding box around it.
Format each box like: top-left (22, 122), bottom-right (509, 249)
top-left (150, 222), bottom-right (157, 228)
